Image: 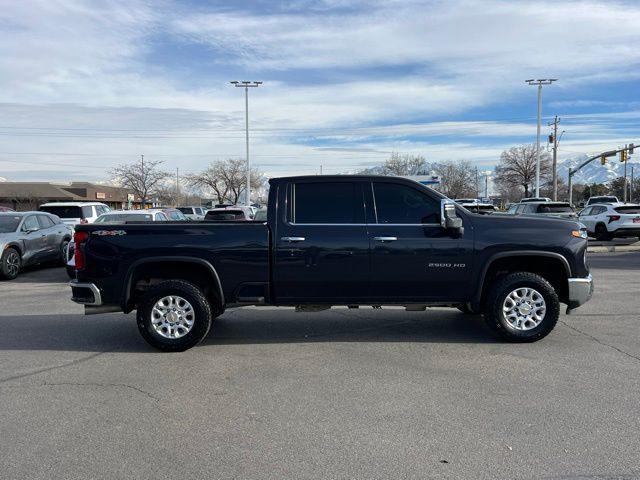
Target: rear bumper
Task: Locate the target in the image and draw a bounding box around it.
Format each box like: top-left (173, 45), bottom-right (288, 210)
top-left (567, 273), bottom-right (593, 310)
top-left (611, 227), bottom-right (640, 237)
top-left (69, 281), bottom-right (102, 306)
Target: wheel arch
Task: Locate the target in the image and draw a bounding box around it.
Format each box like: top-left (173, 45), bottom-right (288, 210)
top-left (3, 242), bottom-right (23, 257)
top-left (473, 251), bottom-right (571, 308)
top-left (122, 256), bottom-right (225, 313)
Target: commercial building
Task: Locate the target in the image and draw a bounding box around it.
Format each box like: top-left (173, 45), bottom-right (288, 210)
top-left (0, 182), bottom-right (143, 211)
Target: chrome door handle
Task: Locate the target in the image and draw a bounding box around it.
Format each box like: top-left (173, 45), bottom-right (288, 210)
top-left (374, 236), bottom-right (398, 242)
top-left (281, 236), bottom-right (306, 243)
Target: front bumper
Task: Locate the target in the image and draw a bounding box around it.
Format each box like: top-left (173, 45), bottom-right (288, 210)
top-left (567, 273), bottom-right (593, 310)
top-left (69, 281), bottom-right (102, 306)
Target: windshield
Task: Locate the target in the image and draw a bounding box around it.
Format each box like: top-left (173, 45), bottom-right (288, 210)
top-left (205, 210), bottom-right (245, 221)
top-left (0, 216), bottom-right (21, 233)
top-left (39, 205), bottom-right (83, 218)
top-left (537, 204), bottom-right (574, 213)
top-left (590, 197), bottom-right (617, 204)
top-left (96, 213), bottom-right (153, 223)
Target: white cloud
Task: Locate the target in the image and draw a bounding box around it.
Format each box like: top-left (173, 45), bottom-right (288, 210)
top-left (0, 0), bottom-right (639, 180)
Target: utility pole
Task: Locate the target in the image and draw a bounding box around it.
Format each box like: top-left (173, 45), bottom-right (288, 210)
top-left (140, 154), bottom-right (145, 208)
top-left (320, 165), bottom-right (323, 175)
top-left (475, 167), bottom-right (479, 199)
top-left (526, 79), bottom-right (557, 197)
top-left (230, 80), bottom-right (262, 206)
top-left (548, 116), bottom-right (563, 201)
top-left (176, 167), bottom-right (180, 206)
top-left (631, 165), bottom-right (635, 203)
top-left (485, 174), bottom-right (489, 199)
top-left (623, 146), bottom-right (628, 203)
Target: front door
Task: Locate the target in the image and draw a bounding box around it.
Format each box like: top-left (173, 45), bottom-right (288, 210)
top-left (274, 180), bottom-right (370, 303)
top-left (20, 215), bottom-right (46, 265)
top-left (367, 181), bottom-right (474, 302)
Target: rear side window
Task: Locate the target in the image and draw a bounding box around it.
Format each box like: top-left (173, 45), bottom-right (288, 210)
top-left (373, 183), bottom-right (440, 224)
top-left (177, 207), bottom-right (192, 214)
top-left (39, 206), bottom-right (82, 218)
top-left (614, 206), bottom-right (640, 214)
top-left (292, 182), bottom-right (362, 224)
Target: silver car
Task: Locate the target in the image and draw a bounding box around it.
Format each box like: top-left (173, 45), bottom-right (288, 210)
top-left (0, 212), bottom-right (73, 280)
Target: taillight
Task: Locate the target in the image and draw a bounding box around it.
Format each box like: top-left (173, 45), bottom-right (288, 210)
top-left (607, 215), bottom-right (620, 223)
top-left (74, 231), bottom-right (89, 270)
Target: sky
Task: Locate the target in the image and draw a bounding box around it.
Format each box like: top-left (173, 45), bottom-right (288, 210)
top-left (0, 0), bottom-right (639, 183)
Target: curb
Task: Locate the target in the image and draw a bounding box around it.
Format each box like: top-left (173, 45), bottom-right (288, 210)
top-left (587, 245), bottom-right (640, 253)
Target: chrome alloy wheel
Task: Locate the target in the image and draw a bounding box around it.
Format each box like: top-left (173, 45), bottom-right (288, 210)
top-left (502, 287), bottom-right (546, 331)
top-left (6, 251), bottom-right (20, 277)
top-left (151, 295), bottom-right (195, 339)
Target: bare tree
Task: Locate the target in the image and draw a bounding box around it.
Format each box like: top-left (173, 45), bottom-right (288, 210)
top-left (110, 158), bottom-right (168, 207)
top-left (382, 152), bottom-right (427, 176)
top-left (186, 159), bottom-right (262, 205)
top-left (432, 160), bottom-right (476, 199)
top-left (494, 145), bottom-right (551, 198)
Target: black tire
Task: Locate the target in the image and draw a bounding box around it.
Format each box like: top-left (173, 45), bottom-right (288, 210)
top-left (483, 272), bottom-right (559, 343)
top-left (595, 223), bottom-right (613, 241)
top-left (136, 280), bottom-right (214, 352)
top-left (66, 265), bottom-right (75, 279)
top-left (59, 239), bottom-right (70, 266)
top-left (0, 247), bottom-right (21, 280)
top-left (457, 303), bottom-right (481, 315)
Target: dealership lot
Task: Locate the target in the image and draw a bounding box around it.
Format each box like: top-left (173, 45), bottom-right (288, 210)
top-left (1, 254), bottom-right (639, 480)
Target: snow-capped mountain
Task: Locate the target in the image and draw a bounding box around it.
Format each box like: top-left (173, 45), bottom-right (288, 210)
top-left (557, 156), bottom-right (639, 185)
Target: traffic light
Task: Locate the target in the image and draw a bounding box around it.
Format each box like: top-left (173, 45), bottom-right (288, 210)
top-left (601, 155), bottom-right (607, 165)
top-left (629, 143), bottom-right (635, 155)
top-left (548, 134), bottom-right (554, 144)
top-left (620, 150), bottom-right (628, 162)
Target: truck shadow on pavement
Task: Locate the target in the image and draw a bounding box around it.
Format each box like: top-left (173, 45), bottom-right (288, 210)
top-left (0, 309), bottom-right (496, 353)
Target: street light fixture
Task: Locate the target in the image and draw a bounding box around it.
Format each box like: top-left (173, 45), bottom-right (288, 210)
top-left (230, 80), bottom-right (263, 206)
top-left (526, 78), bottom-right (557, 197)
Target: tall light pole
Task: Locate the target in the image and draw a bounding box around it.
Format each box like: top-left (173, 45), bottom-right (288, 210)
top-left (230, 80), bottom-right (262, 206)
top-left (526, 79), bottom-right (557, 197)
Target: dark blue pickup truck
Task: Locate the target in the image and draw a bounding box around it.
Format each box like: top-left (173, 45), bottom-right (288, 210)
top-left (70, 175), bottom-right (593, 351)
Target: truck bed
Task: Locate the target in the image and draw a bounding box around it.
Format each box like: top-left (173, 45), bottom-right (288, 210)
top-left (75, 221), bottom-right (270, 310)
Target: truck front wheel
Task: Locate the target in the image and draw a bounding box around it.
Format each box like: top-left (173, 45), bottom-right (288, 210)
top-left (137, 280), bottom-right (213, 352)
top-left (484, 272), bottom-right (559, 342)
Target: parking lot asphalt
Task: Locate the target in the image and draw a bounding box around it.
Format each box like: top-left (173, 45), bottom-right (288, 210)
top-left (1, 254), bottom-right (639, 480)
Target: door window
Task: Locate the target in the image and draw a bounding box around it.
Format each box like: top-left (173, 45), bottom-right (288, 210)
top-left (155, 213), bottom-right (168, 221)
top-left (81, 206), bottom-right (94, 218)
top-left (291, 182), bottom-right (363, 224)
top-left (579, 207), bottom-right (593, 216)
top-left (372, 183), bottom-right (440, 224)
top-left (37, 215), bottom-right (55, 228)
top-left (22, 216), bottom-right (40, 232)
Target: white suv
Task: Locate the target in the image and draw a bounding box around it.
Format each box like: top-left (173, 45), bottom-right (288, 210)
top-left (39, 202), bottom-right (111, 227)
top-left (578, 203), bottom-right (640, 240)
top-left (177, 206), bottom-right (205, 220)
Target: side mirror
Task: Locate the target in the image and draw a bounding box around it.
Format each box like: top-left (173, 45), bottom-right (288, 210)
top-left (440, 199), bottom-right (463, 235)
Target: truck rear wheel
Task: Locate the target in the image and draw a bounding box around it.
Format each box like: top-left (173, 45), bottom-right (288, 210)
top-left (483, 272), bottom-right (559, 342)
top-left (137, 280), bottom-right (213, 352)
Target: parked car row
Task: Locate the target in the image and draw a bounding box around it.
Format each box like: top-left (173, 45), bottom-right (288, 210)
top-left (0, 212), bottom-right (72, 280)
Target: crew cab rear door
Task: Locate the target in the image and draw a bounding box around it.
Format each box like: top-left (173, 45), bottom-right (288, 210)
top-left (273, 179), bottom-right (370, 303)
top-left (366, 180), bottom-right (473, 302)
